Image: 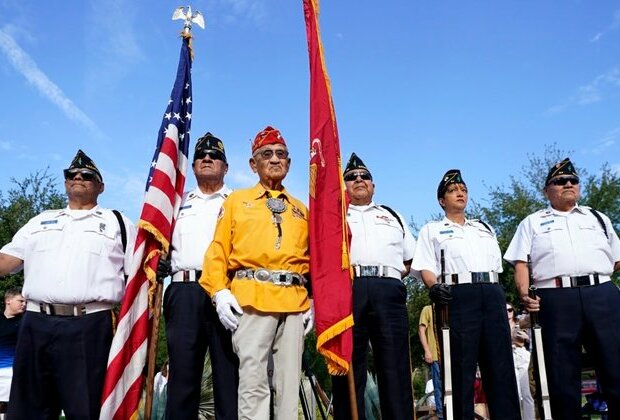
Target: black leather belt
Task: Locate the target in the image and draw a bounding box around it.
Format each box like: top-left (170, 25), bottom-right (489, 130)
top-left (446, 271), bottom-right (499, 284)
top-left (554, 274), bottom-right (600, 288)
top-left (171, 270), bottom-right (202, 282)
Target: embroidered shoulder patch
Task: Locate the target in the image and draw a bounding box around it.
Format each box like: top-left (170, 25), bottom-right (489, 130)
top-left (291, 206), bottom-right (305, 220)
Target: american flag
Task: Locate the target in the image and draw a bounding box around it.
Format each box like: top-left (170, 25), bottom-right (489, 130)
top-left (100, 33), bottom-right (193, 420)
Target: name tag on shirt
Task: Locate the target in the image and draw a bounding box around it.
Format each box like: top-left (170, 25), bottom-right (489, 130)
top-left (41, 220), bottom-right (58, 225)
top-left (439, 229), bottom-right (454, 235)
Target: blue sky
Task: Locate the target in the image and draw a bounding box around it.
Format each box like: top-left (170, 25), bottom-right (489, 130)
top-left (1, 1), bottom-right (619, 229)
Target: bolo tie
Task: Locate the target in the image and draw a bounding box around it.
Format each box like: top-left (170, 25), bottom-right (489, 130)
top-left (266, 192), bottom-right (287, 250)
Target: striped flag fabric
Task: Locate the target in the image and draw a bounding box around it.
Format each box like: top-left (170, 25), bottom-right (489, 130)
top-left (303, 0), bottom-right (354, 375)
top-left (100, 33), bottom-right (193, 419)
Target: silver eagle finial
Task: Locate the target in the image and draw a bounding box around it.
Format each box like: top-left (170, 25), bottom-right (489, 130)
top-left (172, 6), bottom-right (205, 33)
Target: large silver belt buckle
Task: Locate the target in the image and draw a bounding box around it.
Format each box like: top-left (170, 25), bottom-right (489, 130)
top-left (360, 266), bottom-right (379, 277)
top-left (254, 268), bottom-right (272, 282)
top-left (471, 272), bottom-right (489, 283)
top-left (272, 272), bottom-right (291, 286)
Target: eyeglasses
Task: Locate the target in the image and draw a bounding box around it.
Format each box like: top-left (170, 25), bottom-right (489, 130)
top-left (64, 169), bottom-right (98, 182)
top-left (195, 150), bottom-right (226, 162)
top-left (548, 176), bottom-right (579, 186)
top-left (254, 149), bottom-right (289, 160)
top-left (344, 172), bottom-right (372, 182)
top-left (507, 307), bottom-right (514, 313)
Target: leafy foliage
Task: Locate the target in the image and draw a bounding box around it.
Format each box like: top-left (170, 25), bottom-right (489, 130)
top-left (407, 145), bottom-right (620, 396)
top-left (198, 352), bottom-right (215, 419)
top-left (469, 144), bottom-right (620, 303)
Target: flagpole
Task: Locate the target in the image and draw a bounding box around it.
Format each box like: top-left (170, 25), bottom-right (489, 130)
top-left (142, 8), bottom-right (205, 420)
top-left (144, 277), bottom-right (164, 420)
top-left (347, 370), bottom-right (359, 420)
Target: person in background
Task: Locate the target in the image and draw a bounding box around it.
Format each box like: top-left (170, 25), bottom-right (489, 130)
top-left (152, 359), bottom-right (169, 420)
top-left (0, 288), bottom-right (25, 416)
top-left (418, 304), bottom-right (443, 419)
top-left (507, 302), bottom-right (535, 420)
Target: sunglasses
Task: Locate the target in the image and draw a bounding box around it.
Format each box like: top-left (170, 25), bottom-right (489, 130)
top-left (64, 169), bottom-right (98, 182)
top-left (344, 172), bottom-right (372, 182)
top-left (254, 149), bottom-right (289, 160)
top-left (195, 150), bottom-right (226, 162)
top-left (548, 176), bottom-right (579, 186)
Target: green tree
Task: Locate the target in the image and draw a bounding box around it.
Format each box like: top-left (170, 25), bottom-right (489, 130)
top-left (0, 169), bottom-right (66, 304)
top-left (469, 144), bottom-right (620, 304)
top-left (406, 145), bottom-right (620, 400)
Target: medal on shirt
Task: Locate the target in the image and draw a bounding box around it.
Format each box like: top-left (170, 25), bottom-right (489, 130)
top-left (266, 195), bottom-right (287, 250)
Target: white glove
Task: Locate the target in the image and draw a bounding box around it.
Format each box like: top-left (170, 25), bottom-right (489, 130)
top-left (302, 299), bottom-right (314, 336)
top-left (213, 289), bottom-right (243, 331)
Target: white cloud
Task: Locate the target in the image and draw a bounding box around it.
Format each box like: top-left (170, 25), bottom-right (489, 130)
top-left (0, 27), bottom-right (102, 137)
top-left (590, 32), bottom-right (603, 43)
top-left (84, 0), bottom-right (144, 93)
top-left (209, 0), bottom-right (268, 26)
top-left (546, 67), bottom-right (620, 114)
top-left (225, 0), bottom-right (268, 22)
top-left (590, 9), bottom-right (620, 42)
top-left (575, 68), bottom-right (620, 105)
top-left (590, 127), bottom-right (620, 155)
top-left (229, 168), bottom-right (256, 187)
top-left (101, 170), bottom-right (146, 220)
top-left (545, 104), bottom-right (566, 115)
top-left (0, 140), bottom-right (12, 151)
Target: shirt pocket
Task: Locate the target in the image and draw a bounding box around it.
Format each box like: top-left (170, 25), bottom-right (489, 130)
top-left (82, 225), bottom-right (117, 255)
top-left (373, 215), bottom-right (403, 245)
top-left (532, 223), bottom-right (564, 257)
top-left (174, 209), bottom-right (199, 238)
top-left (436, 230), bottom-right (466, 257)
top-left (578, 222), bottom-right (608, 250)
top-left (474, 227), bottom-right (500, 259)
top-left (30, 222), bottom-right (66, 252)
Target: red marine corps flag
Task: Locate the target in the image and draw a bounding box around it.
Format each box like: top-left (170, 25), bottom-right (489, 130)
top-left (100, 8), bottom-right (203, 418)
top-left (303, 0), bottom-right (353, 375)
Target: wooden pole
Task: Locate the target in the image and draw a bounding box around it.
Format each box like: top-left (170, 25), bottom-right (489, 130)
top-left (143, 280), bottom-right (164, 420)
top-left (347, 369), bottom-right (359, 420)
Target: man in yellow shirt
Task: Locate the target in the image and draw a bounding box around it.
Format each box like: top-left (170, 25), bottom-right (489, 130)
top-left (418, 304), bottom-right (443, 418)
top-left (200, 126), bottom-right (313, 420)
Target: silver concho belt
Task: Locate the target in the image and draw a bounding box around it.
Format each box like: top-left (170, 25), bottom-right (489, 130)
top-left (235, 268), bottom-right (306, 286)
